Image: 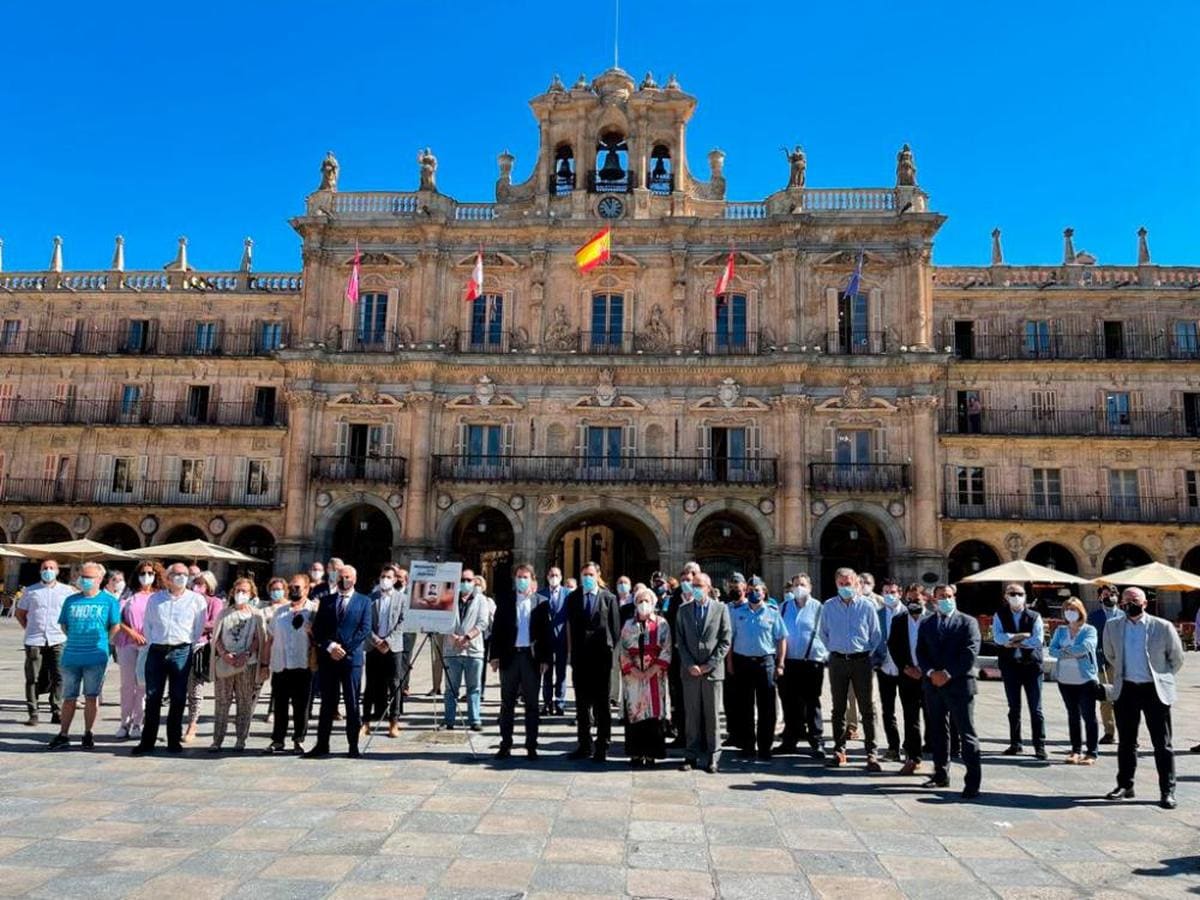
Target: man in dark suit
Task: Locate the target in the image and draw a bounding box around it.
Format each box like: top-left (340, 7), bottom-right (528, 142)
top-left (304, 564), bottom-right (372, 759)
top-left (537, 566), bottom-right (571, 716)
top-left (916, 590), bottom-right (982, 799)
top-left (565, 561), bottom-right (621, 762)
top-left (491, 562), bottom-right (553, 759)
top-left (888, 584), bottom-right (929, 775)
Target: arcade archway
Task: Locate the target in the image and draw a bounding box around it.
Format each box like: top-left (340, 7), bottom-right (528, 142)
top-left (546, 511), bottom-right (661, 588)
top-left (1025, 541), bottom-right (1079, 607)
top-left (818, 513), bottom-right (891, 600)
top-left (229, 525), bottom-right (276, 586)
top-left (93, 521), bottom-right (143, 581)
top-left (450, 508), bottom-right (515, 603)
top-left (16, 521), bottom-right (72, 583)
top-left (691, 513), bottom-right (762, 593)
top-left (1101, 543), bottom-right (1153, 575)
top-left (948, 539), bottom-right (1002, 615)
top-left (1181, 544), bottom-right (1200, 620)
top-left (331, 505), bottom-right (394, 583)
top-left (159, 523), bottom-right (207, 544)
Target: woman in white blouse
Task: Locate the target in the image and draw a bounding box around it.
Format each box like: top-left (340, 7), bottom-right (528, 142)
top-left (265, 573), bottom-right (316, 753)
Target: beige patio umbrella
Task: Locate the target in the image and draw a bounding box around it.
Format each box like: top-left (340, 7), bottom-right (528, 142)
top-left (1091, 562), bottom-right (1200, 592)
top-left (958, 559), bottom-right (1090, 585)
top-left (129, 539), bottom-right (261, 564)
top-left (0, 545), bottom-right (25, 559)
top-left (2, 539), bottom-right (137, 562)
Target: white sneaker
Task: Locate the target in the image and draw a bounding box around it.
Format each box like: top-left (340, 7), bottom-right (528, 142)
top-left (130, 724), bottom-right (142, 740)
top-left (114, 725), bottom-right (129, 740)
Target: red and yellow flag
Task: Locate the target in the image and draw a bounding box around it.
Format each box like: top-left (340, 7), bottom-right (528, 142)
top-left (575, 227), bottom-right (611, 273)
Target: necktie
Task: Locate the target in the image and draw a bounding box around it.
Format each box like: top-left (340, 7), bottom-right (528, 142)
top-left (938, 614), bottom-right (947, 633)
top-left (338, 594), bottom-right (349, 620)
top-left (587, 593), bottom-right (595, 616)
top-left (695, 602), bottom-right (705, 628)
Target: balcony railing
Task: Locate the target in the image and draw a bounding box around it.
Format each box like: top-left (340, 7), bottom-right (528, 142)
top-left (310, 455), bottom-right (408, 484)
top-left (702, 332), bottom-right (763, 356)
top-left (432, 455), bottom-right (778, 486)
top-left (578, 331), bottom-right (639, 355)
top-left (0, 326), bottom-right (290, 357)
top-left (329, 327), bottom-right (402, 353)
top-left (809, 462), bottom-right (911, 493)
top-left (586, 169), bottom-right (637, 194)
top-left (940, 330), bottom-right (1199, 362)
top-left (0, 478), bottom-right (282, 508)
top-left (0, 399), bottom-right (285, 427)
top-left (943, 494), bottom-right (1200, 524)
top-left (0, 272), bottom-right (300, 294)
top-left (940, 407), bottom-right (1198, 438)
top-left (458, 331), bottom-right (513, 354)
top-left (824, 331), bottom-right (888, 355)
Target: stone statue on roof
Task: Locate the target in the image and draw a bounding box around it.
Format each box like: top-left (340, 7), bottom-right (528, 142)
top-left (319, 151), bottom-right (339, 192)
top-left (783, 145), bottom-right (806, 188)
top-left (418, 147), bottom-right (438, 192)
top-left (896, 144), bottom-right (917, 186)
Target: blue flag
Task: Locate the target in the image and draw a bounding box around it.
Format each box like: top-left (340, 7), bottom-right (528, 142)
top-left (844, 250), bottom-right (864, 297)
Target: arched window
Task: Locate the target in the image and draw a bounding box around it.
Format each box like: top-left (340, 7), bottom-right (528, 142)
top-left (591, 132), bottom-right (630, 193)
top-left (552, 145), bottom-right (575, 196)
top-left (469, 293), bottom-right (504, 350)
top-left (648, 145), bottom-right (673, 194)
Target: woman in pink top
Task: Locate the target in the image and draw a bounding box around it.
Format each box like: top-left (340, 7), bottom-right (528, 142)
top-left (114, 561), bottom-right (162, 740)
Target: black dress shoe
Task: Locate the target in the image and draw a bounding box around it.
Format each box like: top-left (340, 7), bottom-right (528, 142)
top-left (130, 743), bottom-right (153, 756)
top-left (775, 743), bottom-right (798, 756)
top-left (922, 776), bottom-right (950, 788)
top-left (1191, 744), bottom-right (1200, 753)
top-left (566, 746), bottom-right (592, 761)
top-left (1161, 792), bottom-right (1177, 810)
top-left (1106, 785), bottom-right (1135, 800)
top-left (301, 746), bottom-right (331, 759)
top-left (1033, 747), bottom-right (1049, 761)
top-left (165, 744), bottom-right (183, 754)
top-left (494, 746), bottom-right (512, 760)
top-left (591, 748), bottom-right (607, 763)
top-left (1099, 734), bottom-right (1115, 745)
top-left (526, 747), bottom-right (538, 760)
top-left (961, 787), bottom-right (980, 800)
top-left (1002, 744), bottom-right (1023, 756)
top-left (347, 747), bottom-right (362, 759)
top-left (50, 712), bottom-right (61, 725)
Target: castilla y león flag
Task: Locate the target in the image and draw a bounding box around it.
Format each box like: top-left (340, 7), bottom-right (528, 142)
top-left (575, 227), bottom-right (611, 273)
top-left (464, 250), bottom-right (484, 301)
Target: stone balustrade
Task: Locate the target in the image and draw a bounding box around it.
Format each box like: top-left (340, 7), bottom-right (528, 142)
top-left (935, 264), bottom-right (1200, 289)
top-left (0, 271), bottom-right (301, 293)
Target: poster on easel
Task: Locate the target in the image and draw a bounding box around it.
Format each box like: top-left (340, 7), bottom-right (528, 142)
top-left (403, 560), bottom-right (462, 634)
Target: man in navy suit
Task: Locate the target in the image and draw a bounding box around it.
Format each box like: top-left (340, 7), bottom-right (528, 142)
top-left (304, 564), bottom-right (372, 759)
top-left (916, 590), bottom-right (982, 799)
top-left (565, 561), bottom-right (621, 762)
top-left (538, 566), bottom-right (571, 716)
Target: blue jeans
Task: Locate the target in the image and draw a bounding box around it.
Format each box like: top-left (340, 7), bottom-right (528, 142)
top-left (1000, 660), bottom-right (1045, 749)
top-left (444, 655), bottom-right (483, 726)
top-left (141, 644), bottom-right (193, 750)
top-left (62, 662), bottom-right (108, 699)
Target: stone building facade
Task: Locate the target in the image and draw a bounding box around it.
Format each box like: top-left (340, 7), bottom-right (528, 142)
top-left (1, 68), bottom-right (1197, 612)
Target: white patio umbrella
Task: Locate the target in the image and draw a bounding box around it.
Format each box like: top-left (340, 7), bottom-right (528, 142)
top-left (2, 539), bottom-right (137, 562)
top-left (1092, 562), bottom-right (1200, 592)
top-left (958, 559), bottom-right (1090, 585)
top-left (129, 539), bottom-right (261, 564)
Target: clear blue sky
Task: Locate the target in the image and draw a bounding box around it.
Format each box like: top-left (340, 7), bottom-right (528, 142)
top-left (2, 1), bottom-right (1197, 272)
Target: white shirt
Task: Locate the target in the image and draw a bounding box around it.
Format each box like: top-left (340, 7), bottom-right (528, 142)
top-left (270, 604), bottom-right (314, 672)
top-left (880, 605), bottom-right (903, 676)
top-left (17, 581), bottom-right (73, 646)
top-left (516, 592), bottom-right (534, 647)
top-left (143, 588), bottom-right (208, 645)
top-left (907, 614), bottom-right (922, 668)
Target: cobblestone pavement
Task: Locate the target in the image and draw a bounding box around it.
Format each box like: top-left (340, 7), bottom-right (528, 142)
top-left (0, 620), bottom-right (1197, 899)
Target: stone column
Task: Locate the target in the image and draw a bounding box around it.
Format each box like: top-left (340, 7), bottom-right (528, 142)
top-left (774, 395), bottom-right (811, 549)
top-left (277, 388), bottom-right (322, 572)
top-left (909, 396), bottom-right (940, 553)
top-left (403, 392), bottom-right (435, 555)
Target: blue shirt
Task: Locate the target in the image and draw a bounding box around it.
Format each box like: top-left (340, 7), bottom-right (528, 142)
top-left (819, 595), bottom-right (881, 654)
top-left (780, 596), bottom-right (827, 662)
top-left (1122, 617), bottom-right (1153, 683)
top-left (992, 606), bottom-right (1045, 660)
top-left (730, 603), bottom-right (786, 657)
top-left (57, 591), bottom-right (120, 667)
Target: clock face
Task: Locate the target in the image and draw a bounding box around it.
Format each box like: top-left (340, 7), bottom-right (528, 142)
top-left (597, 196), bottom-right (625, 219)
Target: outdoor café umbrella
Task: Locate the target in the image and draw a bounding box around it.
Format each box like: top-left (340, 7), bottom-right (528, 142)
top-left (1, 539), bottom-right (137, 562)
top-left (957, 559), bottom-right (1090, 585)
top-left (0, 545), bottom-right (25, 559)
top-left (1091, 561), bottom-right (1200, 592)
top-left (128, 539), bottom-right (261, 564)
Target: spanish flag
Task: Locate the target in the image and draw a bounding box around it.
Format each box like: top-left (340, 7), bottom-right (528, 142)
top-left (575, 227), bottom-right (611, 273)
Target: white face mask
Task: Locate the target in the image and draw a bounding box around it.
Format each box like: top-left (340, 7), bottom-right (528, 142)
top-left (379, 577), bottom-right (395, 591)
top-left (310, 570), bottom-right (323, 582)
top-left (617, 583), bottom-right (631, 596)
top-left (1007, 595), bottom-right (1025, 610)
top-left (548, 576), bottom-right (561, 588)
top-left (234, 591), bottom-right (250, 606)
top-left (171, 573), bottom-right (188, 588)
top-left (139, 573), bottom-right (155, 587)
top-left (636, 601), bottom-right (655, 618)
top-left (1064, 610), bottom-right (1080, 623)
top-left (110, 581), bottom-right (125, 593)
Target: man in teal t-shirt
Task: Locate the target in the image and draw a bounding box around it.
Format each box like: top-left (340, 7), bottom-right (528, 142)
top-left (48, 561), bottom-right (120, 750)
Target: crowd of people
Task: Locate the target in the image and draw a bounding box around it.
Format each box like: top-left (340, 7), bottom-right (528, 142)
top-left (13, 555), bottom-right (1188, 808)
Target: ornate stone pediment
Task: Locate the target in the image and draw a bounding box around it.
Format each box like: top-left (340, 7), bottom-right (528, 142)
top-left (698, 250), bottom-right (766, 268)
top-left (445, 374), bottom-right (522, 409)
top-left (572, 368), bottom-right (644, 409)
top-left (691, 377), bottom-right (769, 410)
top-left (329, 382), bottom-right (405, 407)
top-left (345, 251), bottom-right (405, 268)
top-left (813, 376), bottom-right (897, 412)
top-left (454, 251), bottom-right (521, 268)
top-left (814, 249), bottom-right (889, 268)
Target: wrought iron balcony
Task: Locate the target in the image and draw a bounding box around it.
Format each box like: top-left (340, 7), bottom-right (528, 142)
top-left (310, 455), bottom-right (407, 485)
top-left (0, 399), bottom-right (285, 427)
top-left (329, 327), bottom-right (402, 353)
top-left (0, 478), bottom-right (283, 508)
top-left (940, 330), bottom-right (1190, 361)
top-left (458, 331), bottom-right (515, 354)
top-left (940, 407), bottom-right (1197, 438)
top-left (809, 462), bottom-right (911, 493)
top-left (0, 326), bottom-right (290, 357)
top-left (824, 331), bottom-right (889, 355)
top-left (701, 332), bottom-right (763, 356)
top-left (943, 493), bottom-right (1198, 524)
top-left (432, 454), bottom-right (778, 486)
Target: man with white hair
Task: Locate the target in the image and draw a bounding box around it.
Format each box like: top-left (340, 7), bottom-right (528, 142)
top-left (47, 562), bottom-right (120, 750)
top-left (1103, 587), bottom-right (1184, 809)
top-left (305, 564), bottom-right (372, 758)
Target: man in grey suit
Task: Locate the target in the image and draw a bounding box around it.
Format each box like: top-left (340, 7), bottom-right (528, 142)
top-left (362, 564), bottom-right (407, 739)
top-left (676, 573), bottom-right (732, 773)
top-left (1102, 587), bottom-right (1185, 809)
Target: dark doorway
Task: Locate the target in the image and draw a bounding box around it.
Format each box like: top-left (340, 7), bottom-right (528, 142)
top-left (548, 513), bottom-right (660, 588)
top-left (818, 514), bottom-right (890, 600)
top-left (954, 320), bottom-right (975, 359)
top-left (1103, 321), bottom-right (1126, 359)
top-left (451, 509), bottom-right (515, 605)
top-left (331, 506), bottom-right (393, 584)
top-left (947, 539), bottom-right (1003, 615)
top-left (1183, 393), bottom-right (1200, 436)
top-left (692, 515), bottom-right (762, 593)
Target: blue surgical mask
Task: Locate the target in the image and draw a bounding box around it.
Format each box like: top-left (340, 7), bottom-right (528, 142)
top-left (460, 581), bottom-right (474, 594)
top-left (40, 569), bottom-right (56, 583)
top-left (515, 576), bottom-right (530, 593)
top-left (680, 582), bottom-right (694, 597)
top-left (78, 577), bottom-right (95, 591)
top-left (883, 593), bottom-right (899, 607)
top-left (937, 598), bottom-right (956, 616)
top-left (269, 588), bottom-right (285, 602)
top-left (581, 575), bottom-right (597, 592)
top-left (837, 585), bottom-right (855, 600)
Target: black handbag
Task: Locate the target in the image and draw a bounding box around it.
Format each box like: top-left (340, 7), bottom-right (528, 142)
top-left (192, 643), bottom-right (212, 683)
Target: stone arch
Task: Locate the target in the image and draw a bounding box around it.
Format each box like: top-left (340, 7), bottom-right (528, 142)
top-left (91, 520), bottom-right (143, 551)
top-left (1024, 541), bottom-right (1080, 574)
top-left (22, 519), bottom-right (72, 543)
top-left (315, 493), bottom-right (403, 556)
top-left (435, 495), bottom-right (524, 551)
top-left (809, 500), bottom-right (906, 557)
top-left (1101, 542), bottom-right (1153, 574)
top-left (682, 498), bottom-right (775, 553)
top-left (540, 497), bottom-right (669, 563)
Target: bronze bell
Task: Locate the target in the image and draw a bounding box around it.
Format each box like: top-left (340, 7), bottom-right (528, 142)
top-left (598, 148), bottom-right (624, 182)
top-left (651, 155), bottom-right (668, 178)
top-left (556, 157), bottom-right (572, 180)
